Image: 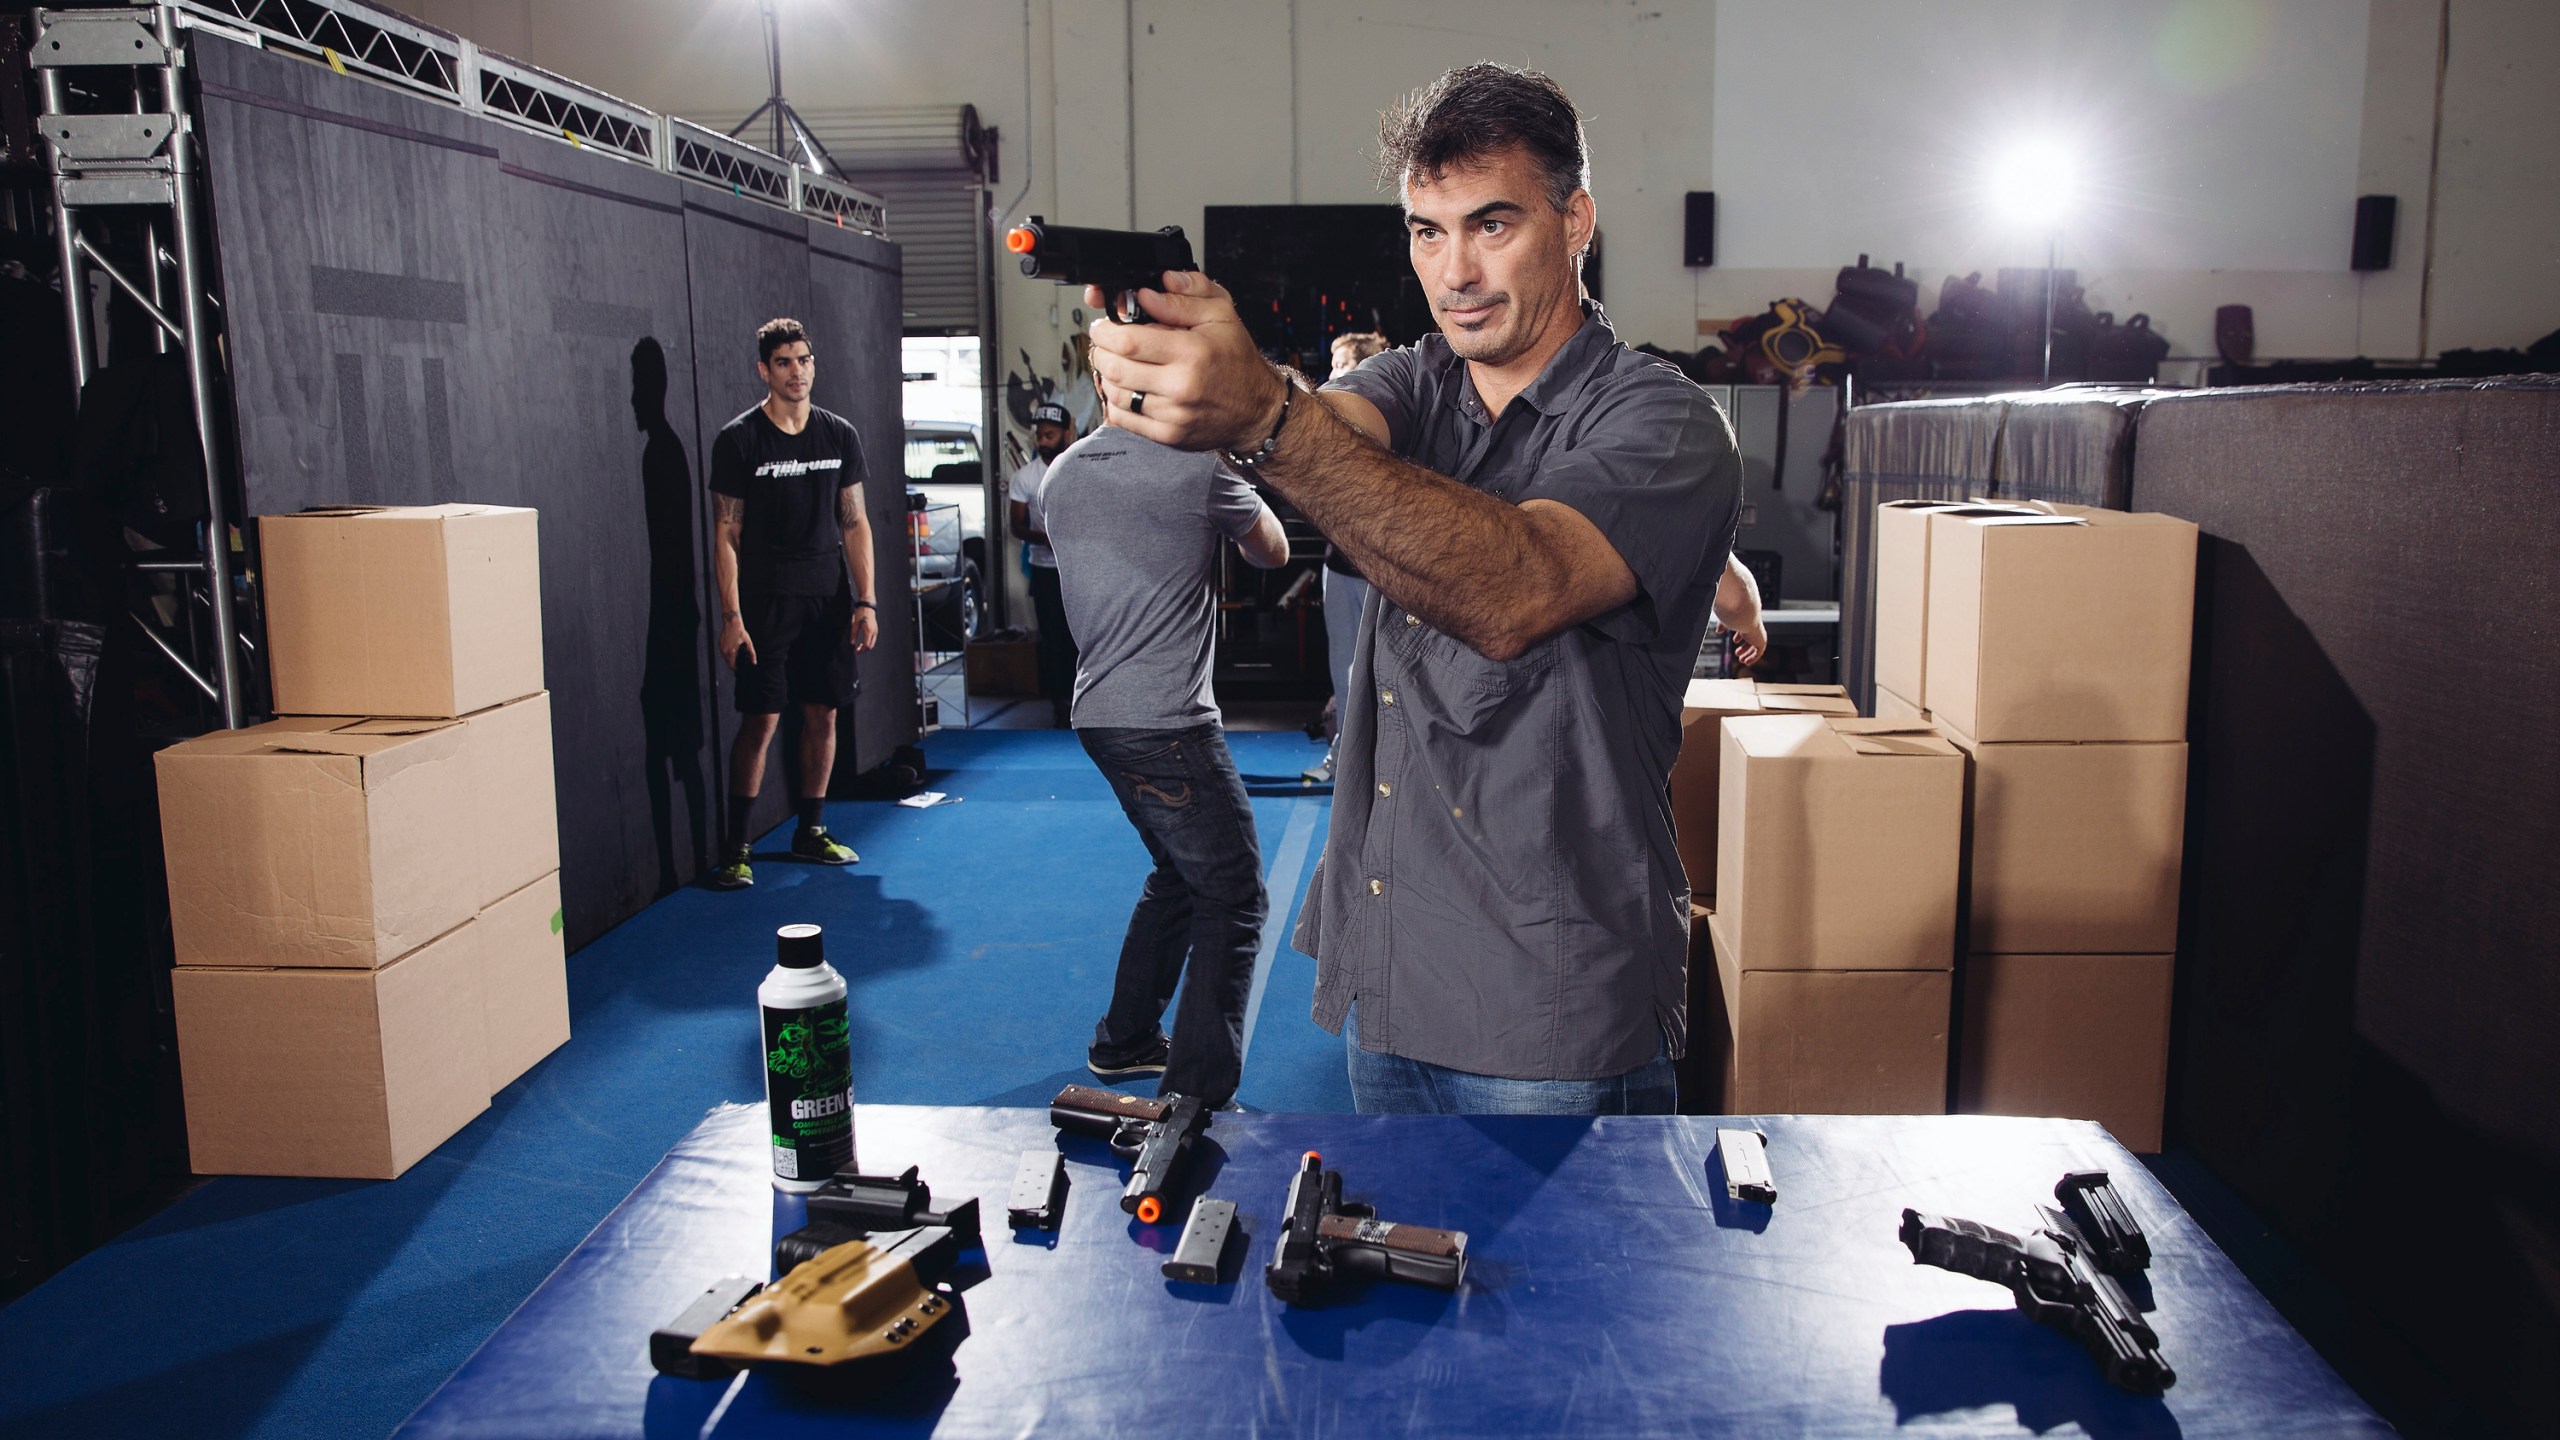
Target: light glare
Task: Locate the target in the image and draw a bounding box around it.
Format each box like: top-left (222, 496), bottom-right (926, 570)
top-left (1986, 138), bottom-right (2081, 230)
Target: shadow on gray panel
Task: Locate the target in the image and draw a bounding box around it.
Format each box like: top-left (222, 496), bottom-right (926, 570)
top-left (633, 337), bottom-right (710, 895)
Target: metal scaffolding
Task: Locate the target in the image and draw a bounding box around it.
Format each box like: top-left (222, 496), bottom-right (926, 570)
top-left (30, 0), bottom-right (890, 729)
top-left (35, 5), bottom-right (245, 726)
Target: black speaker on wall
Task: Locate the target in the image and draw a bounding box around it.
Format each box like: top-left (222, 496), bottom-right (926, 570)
top-left (1684, 191), bottom-right (1715, 268)
top-left (2351, 194), bottom-right (2397, 271)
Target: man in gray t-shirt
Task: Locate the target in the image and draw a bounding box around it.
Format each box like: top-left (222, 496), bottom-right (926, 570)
top-left (1042, 425), bottom-right (1289, 1107)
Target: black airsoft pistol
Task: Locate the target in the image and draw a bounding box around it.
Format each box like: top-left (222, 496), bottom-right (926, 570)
top-left (1003, 216), bottom-right (1197, 323)
top-left (1264, 1151), bottom-right (1468, 1307)
top-left (772, 1164), bottom-right (983, 1270)
top-left (1898, 1188), bottom-right (2174, 1395)
top-left (1047, 1084), bottom-right (1209, 1223)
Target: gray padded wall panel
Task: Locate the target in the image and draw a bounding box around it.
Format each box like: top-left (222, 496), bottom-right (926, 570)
top-left (808, 228), bottom-right (919, 776)
top-left (2133, 380), bottom-right (2560, 1175)
top-left (678, 192), bottom-right (812, 851)
top-left (2131, 378), bottom-right (2560, 1435)
top-left (194, 39), bottom-right (910, 946)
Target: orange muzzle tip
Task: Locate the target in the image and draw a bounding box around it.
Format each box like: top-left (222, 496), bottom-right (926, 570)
top-left (1005, 227), bottom-right (1036, 254)
top-left (1135, 1196), bottom-right (1163, 1224)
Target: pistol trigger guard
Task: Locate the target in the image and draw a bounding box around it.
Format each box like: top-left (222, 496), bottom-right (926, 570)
top-left (1111, 289), bottom-right (1144, 325)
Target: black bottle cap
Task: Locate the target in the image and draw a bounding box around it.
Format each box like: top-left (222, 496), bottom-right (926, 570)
top-left (775, 923), bottom-right (825, 968)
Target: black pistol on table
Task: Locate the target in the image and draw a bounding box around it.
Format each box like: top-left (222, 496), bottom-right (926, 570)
top-left (1003, 216), bottom-right (1198, 324)
top-left (772, 1164), bottom-right (983, 1270)
top-left (1898, 1204), bottom-right (2175, 1394)
top-left (1047, 1084), bottom-right (1209, 1224)
top-left (1264, 1151), bottom-right (1468, 1307)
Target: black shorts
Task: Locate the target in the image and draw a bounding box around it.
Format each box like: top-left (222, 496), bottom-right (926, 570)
top-left (734, 590), bottom-right (860, 714)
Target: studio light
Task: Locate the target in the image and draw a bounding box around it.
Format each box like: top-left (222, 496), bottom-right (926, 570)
top-left (1983, 135), bottom-right (2084, 384)
top-left (1985, 137), bottom-right (2082, 231)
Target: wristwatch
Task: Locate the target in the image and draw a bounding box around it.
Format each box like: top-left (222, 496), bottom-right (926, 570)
top-left (851, 600), bottom-right (877, 612)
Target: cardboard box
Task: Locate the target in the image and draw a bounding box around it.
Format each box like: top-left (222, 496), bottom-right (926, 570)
top-left (1874, 686), bottom-right (1929, 723)
top-left (174, 917), bottom-right (490, 1177)
top-left (1873, 501), bottom-right (2049, 710)
top-left (1714, 714), bottom-right (1965, 970)
top-left (157, 716), bottom-right (478, 969)
top-left (1923, 504), bottom-right (2198, 743)
top-left (480, 870), bottom-right (569, 1093)
top-left (1949, 730), bottom-right (2187, 954)
top-left (460, 692), bottom-right (560, 907)
top-left (1958, 951), bottom-right (2172, 1152)
top-left (262, 503), bottom-right (543, 718)
top-left (1707, 913), bottom-right (1950, 1115)
top-left (1670, 680), bottom-right (1855, 901)
top-left (965, 638), bottom-right (1040, 697)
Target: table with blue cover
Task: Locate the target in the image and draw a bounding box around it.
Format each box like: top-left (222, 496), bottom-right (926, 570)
top-left (395, 1104), bottom-right (2387, 1438)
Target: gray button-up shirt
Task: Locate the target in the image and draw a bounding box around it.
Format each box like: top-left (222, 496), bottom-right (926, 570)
top-left (1294, 304), bottom-right (1742, 1081)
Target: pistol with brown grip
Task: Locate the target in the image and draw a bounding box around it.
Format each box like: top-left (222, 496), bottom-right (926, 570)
top-left (1265, 1152), bottom-right (1467, 1306)
top-left (1048, 1084), bottom-right (1209, 1224)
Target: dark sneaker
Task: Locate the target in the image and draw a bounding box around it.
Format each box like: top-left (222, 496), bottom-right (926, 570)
top-left (708, 846), bottom-right (753, 890)
top-left (792, 827), bottom-right (858, 865)
top-left (1087, 1032), bottom-right (1171, 1081)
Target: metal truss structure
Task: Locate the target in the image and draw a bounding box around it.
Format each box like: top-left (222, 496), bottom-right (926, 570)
top-left (32, 0), bottom-right (890, 728)
top-left (35, 5), bottom-right (246, 726)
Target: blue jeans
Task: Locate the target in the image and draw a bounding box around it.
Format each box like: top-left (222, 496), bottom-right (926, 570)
top-left (1344, 1005), bottom-right (1678, 1116)
top-left (1079, 724), bottom-right (1266, 1108)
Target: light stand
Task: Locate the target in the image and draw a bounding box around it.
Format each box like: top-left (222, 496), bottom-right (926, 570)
top-left (2043, 232), bottom-right (2057, 385)
top-left (728, 0), bottom-right (838, 174)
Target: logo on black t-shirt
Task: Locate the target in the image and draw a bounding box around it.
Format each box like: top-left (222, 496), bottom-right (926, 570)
top-left (755, 458), bottom-right (845, 478)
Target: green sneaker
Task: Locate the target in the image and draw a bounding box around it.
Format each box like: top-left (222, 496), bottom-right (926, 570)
top-left (792, 827), bottom-right (858, 866)
top-left (708, 846), bottom-right (753, 890)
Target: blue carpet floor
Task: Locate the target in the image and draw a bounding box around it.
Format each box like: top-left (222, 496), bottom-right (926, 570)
top-left (0, 728), bottom-right (1341, 1440)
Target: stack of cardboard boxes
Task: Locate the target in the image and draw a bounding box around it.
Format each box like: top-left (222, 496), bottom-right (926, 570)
top-left (1670, 680), bottom-right (1964, 1113)
top-left (157, 505), bottom-right (567, 1178)
top-left (1704, 713), bottom-right (1967, 1112)
top-left (1875, 499), bottom-right (2198, 1150)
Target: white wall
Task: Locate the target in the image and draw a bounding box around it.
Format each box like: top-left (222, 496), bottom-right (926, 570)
top-left (401, 0), bottom-right (2560, 380)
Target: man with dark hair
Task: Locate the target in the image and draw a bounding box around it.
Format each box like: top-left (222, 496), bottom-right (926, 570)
top-left (706, 317), bottom-right (879, 890)
top-left (1080, 63), bottom-right (1742, 1115)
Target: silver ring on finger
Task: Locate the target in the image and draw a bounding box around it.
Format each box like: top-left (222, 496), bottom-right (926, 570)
top-left (1128, 389), bottom-right (1147, 416)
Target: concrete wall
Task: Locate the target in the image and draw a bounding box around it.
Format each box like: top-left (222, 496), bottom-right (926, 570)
top-left (399, 0), bottom-right (2560, 393)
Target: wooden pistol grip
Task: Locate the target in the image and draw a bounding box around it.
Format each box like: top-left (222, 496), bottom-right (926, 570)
top-left (1316, 1212), bottom-right (1464, 1258)
top-left (1050, 1085), bottom-right (1168, 1122)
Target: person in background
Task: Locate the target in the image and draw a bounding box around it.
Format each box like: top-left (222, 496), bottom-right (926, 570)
top-left (707, 317), bottom-right (878, 890)
top-left (1042, 388), bottom-right (1291, 1109)
top-left (1010, 400), bottom-right (1079, 727)
top-left (1302, 331), bottom-right (1392, 785)
top-left (1714, 554), bottom-right (1768, 670)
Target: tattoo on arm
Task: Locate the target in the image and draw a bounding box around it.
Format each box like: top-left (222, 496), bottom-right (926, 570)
top-left (837, 485), bottom-right (863, 527)
top-left (714, 493), bottom-right (745, 529)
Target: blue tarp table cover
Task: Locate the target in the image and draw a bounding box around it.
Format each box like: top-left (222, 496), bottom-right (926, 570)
top-left (394, 1105), bottom-right (2387, 1438)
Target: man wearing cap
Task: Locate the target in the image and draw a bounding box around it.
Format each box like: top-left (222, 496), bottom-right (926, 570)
top-left (1010, 401), bottom-right (1079, 727)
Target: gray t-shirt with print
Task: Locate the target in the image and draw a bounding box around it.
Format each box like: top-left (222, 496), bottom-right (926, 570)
top-left (1042, 427), bottom-right (1271, 730)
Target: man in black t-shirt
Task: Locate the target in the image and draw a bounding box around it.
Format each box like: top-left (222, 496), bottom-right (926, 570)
top-left (706, 317), bottom-right (879, 890)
